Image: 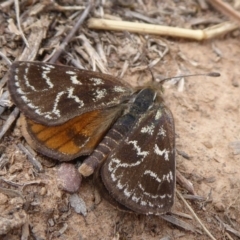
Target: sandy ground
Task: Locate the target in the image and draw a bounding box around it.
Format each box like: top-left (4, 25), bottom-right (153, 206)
top-left (0, 1), bottom-right (240, 239)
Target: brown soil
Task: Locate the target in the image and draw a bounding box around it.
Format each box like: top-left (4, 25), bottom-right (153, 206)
top-left (0, 1), bottom-right (240, 239)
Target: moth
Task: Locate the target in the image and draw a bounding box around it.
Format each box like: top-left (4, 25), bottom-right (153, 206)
top-left (8, 61), bottom-right (175, 215)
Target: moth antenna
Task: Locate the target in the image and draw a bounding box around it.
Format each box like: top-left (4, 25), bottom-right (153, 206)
top-left (159, 72), bottom-right (221, 83)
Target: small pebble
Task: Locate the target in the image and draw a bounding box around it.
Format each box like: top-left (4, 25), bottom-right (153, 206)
top-left (0, 193), bottom-right (8, 204)
top-left (57, 163), bottom-right (82, 193)
top-left (232, 77), bottom-right (239, 87)
top-left (214, 201), bottom-right (225, 212)
top-left (202, 141), bottom-right (213, 149)
top-left (39, 187), bottom-right (47, 196)
top-left (69, 194), bottom-right (87, 216)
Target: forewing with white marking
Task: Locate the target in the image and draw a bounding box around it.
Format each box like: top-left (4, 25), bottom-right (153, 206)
top-left (101, 102), bottom-right (175, 215)
top-left (8, 61), bottom-right (132, 126)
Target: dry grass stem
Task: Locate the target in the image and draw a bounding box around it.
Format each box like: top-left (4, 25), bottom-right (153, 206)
top-left (171, 210), bottom-right (193, 220)
top-left (17, 143), bottom-right (43, 173)
top-left (197, 0), bottom-right (209, 10)
top-left (215, 215), bottom-right (240, 238)
top-left (176, 169), bottom-right (196, 195)
top-left (21, 215), bottom-right (29, 240)
top-left (95, 35), bottom-right (108, 64)
top-left (48, 2), bottom-right (85, 12)
top-left (0, 91), bottom-right (10, 116)
top-left (18, 16), bottom-right (50, 61)
top-left (78, 34), bottom-right (108, 73)
top-left (49, 2), bottom-right (93, 63)
top-left (0, 186), bottom-right (24, 199)
top-left (176, 190), bottom-right (217, 240)
top-left (161, 214), bottom-right (195, 232)
top-left (207, 0), bottom-right (240, 26)
top-left (119, 60), bottom-right (129, 78)
top-left (0, 51), bottom-right (12, 65)
top-left (1, 16), bottom-right (51, 143)
top-left (14, 0), bottom-right (29, 48)
top-left (0, 107), bottom-right (19, 141)
top-left (88, 18), bottom-right (239, 40)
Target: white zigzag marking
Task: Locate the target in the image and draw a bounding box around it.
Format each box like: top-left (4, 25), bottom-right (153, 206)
top-left (154, 144), bottom-right (169, 161)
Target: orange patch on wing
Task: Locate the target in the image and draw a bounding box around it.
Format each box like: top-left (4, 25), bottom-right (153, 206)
top-left (20, 107), bottom-right (123, 161)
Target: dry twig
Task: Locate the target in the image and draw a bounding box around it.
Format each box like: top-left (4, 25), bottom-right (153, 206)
top-left (14, 0), bottom-right (29, 47)
top-left (49, 1), bottom-right (93, 63)
top-left (161, 214), bottom-right (196, 232)
top-left (18, 16), bottom-right (50, 61)
top-left (0, 16), bottom-right (51, 142)
top-left (215, 215), bottom-right (240, 238)
top-left (0, 107), bottom-right (19, 140)
top-left (207, 0), bottom-right (240, 26)
top-left (0, 186), bottom-right (24, 198)
top-left (88, 18), bottom-right (239, 40)
top-left (17, 143), bottom-right (43, 173)
top-left (0, 51), bottom-right (12, 65)
top-left (77, 34), bottom-right (108, 73)
top-left (176, 190), bottom-right (217, 240)
top-left (176, 170), bottom-right (196, 195)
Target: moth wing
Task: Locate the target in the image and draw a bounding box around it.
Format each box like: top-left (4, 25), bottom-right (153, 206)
top-left (101, 102), bottom-right (175, 215)
top-left (20, 106), bottom-right (123, 161)
top-left (8, 61), bottom-right (132, 126)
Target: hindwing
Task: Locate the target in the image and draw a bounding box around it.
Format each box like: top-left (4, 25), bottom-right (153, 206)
top-left (20, 106), bottom-right (123, 161)
top-left (100, 102), bottom-right (175, 215)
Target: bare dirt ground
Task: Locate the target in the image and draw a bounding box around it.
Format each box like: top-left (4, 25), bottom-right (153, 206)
top-left (0, 0), bottom-right (240, 239)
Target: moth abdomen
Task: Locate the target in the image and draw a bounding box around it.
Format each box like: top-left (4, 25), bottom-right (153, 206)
top-left (78, 88), bottom-right (155, 176)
